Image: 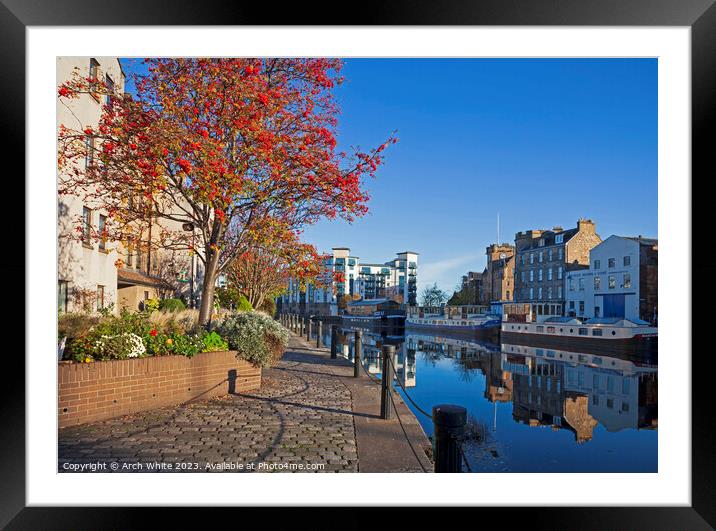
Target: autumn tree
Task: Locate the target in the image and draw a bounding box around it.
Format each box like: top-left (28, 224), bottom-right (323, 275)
top-left (58, 58), bottom-right (395, 324)
top-left (223, 221), bottom-right (323, 310)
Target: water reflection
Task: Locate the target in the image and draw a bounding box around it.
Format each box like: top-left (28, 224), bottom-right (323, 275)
top-left (321, 322), bottom-right (658, 472)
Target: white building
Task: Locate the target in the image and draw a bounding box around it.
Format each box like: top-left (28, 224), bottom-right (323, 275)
top-left (280, 248), bottom-right (418, 315)
top-left (565, 235), bottom-right (658, 323)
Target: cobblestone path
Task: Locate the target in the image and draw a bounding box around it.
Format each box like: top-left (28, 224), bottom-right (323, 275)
top-left (58, 340), bottom-right (359, 473)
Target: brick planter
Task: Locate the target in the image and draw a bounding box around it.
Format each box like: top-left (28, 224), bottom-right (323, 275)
top-left (58, 351), bottom-right (261, 428)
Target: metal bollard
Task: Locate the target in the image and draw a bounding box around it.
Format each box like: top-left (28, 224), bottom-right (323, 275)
top-left (330, 325), bottom-right (338, 359)
top-left (354, 330), bottom-right (362, 378)
top-left (316, 321), bottom-right (323, 348)
top-left (305, 317), bottom-right (311, 341)
top-left (432, 404), bottom-right (467, 473)
top-left (380, 345), bottom-right (396, 420)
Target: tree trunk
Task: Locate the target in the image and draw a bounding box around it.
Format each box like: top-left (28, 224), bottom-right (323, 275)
top-left (198, 248), bottom-right (221, 326)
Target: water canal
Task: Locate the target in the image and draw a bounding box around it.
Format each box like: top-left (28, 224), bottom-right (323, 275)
top-left (319, 322), bottom-right (658, 473)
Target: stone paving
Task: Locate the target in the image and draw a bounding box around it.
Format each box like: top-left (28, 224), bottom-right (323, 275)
top-left (58, 338), bottom-right (360, 473)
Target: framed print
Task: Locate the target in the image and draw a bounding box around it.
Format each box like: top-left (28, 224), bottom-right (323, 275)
top-left (3, 0), bottom-right (714, 527)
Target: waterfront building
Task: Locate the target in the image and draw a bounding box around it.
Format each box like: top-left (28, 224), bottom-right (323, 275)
top-left (57, 57), bottom-right (202, 314)
top-left (279, 248), bottom-right (418, 315)
top-left (481, 243), bottom-right (515, 304)
top-left (512, 219), bottom-right (602, 320)
top-left (565, 235), bottom-right (658, 324)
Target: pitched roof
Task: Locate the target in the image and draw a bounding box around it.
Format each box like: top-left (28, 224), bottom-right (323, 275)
top-left (117, 268), bottom-right (175, 290)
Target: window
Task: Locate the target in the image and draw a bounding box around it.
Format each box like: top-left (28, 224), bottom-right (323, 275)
top-left (539, 251), bottom-right (544, 263)
top-left (569, 278), bottom-right (575, 291)
top-left (623, 256), bottom-right (631, 266)
top-left (579, 328), bottom-right (588, 336)
top-left (529, 270), bottom-right (534, 282)
top-left (105, 74), bottom-right (115, 105)
top-left (529, 288), bottom-right (534, 299)
top-left (521, 271), bottom-right (525, 282)
top-left (538, 269), bottom-right (543, 282)
top-left (594, 276), bottom-right (601, 290)
top-left (608, 258), bottom-right (616, 268)
top-left (548, 249), bottom-right (553, 261)
top-left (557, 266), bottom-right (563, 280)
top-left (594, 259), bottom-right (600, 270)
top-left (82, 207), bottom-right (92, 245)
top-left (536, 325), bottom-right (544, 332)
top-left (506, 290), bottom-right (510, 300)
top-left (558, 247), bottom-right (564, 260)
top-left (578, 278), bottom-right (585, 291)
top-left (58, 280), bottom-right (69, 313)
top-left (622, 402), bottom-right (629, 412)
top-left (579, 301), bottom-right (584, 314)
top-left (594, 306), bottom-right (600, 317)
top-left (623, 273), bottom-right (631, 289)
top-left (98, 215), bottom-right (106, 251)
top-left (85, 135), bottom-right (95, 168)
top-left (569, 301), bottom-right (575, 309)
top-left (593, 395), bottom-right (599, 406)
top-left (530, 253), bottom-right (534, 264)
top-left (547, 268), bottom-right (553, 281)
top-left (547, 287), bottom-right (552, 299)
top-left (89, 58), bottom-right (100, 100)
top-left (555, 234), bottom-right (564, 244)
top-left (592, 328), bottom-right (602, 336)
top-left (607, 398), bottom-right (614, 409)
top-left (593, 374), bottom-right (599, 389)
top-left (96, 285), bottom-right (105, 310)
top-left (557, 286), bottom-right (562, 299)
top-left (622, 379), bottom-right (630, 394)
top-left (608, 275), bottom-right (616, 289)
top-left (538, 287), bottom-right (542, 299)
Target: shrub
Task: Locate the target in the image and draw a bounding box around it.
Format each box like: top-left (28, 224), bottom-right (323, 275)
top-left (143, 298), bottom-right (160, 313)
top-left (201, 330), bottom-right (229, 352)
top-left (95, 333), bottom-right (147, 360)
top-left (58, 312), bottom-right (99, 341)
top-left (216, 311), bottom-right (289, 367)
top-left (159, 298), bottom-right (186, 312)
top-left (259, 298), bottom-right (276, 317)
top-left (236, 295), bottom-right (253, 312)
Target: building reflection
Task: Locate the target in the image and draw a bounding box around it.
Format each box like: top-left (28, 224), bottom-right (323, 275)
top-left (402, 332), bottom-right (658, 443)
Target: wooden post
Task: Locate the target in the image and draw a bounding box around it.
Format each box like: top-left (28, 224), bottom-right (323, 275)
top-left (380, 345), bottom-right (395, 420)
top-left (305, 317), bottom-right (311, 341)
top-left (354, 330), bottom-right (362, 378)
top-left (432, 404), bottom-right (467, 473)
top-left (316, 321), bottom-right (323, 348)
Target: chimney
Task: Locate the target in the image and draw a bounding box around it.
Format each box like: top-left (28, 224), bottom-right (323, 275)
top-left (577, 219), bottom-right (595, 233)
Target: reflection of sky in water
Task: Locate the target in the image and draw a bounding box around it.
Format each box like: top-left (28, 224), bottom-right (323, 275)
top-left (325, 326), bottom-right (657, 473)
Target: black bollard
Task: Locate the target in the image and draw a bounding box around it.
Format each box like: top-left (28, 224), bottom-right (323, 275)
top-left (305, 318), bottom-right (311, 341)
top-left (432, 404), bottom-right (467, 473)
top-left (354, 330), bottom-right (362, 378)
top-left (380, 345), bottom-right (395, 420)
top-left (316, 321), bottom-right (323, 348)
top-left (330, 325), bottom-right (338, 359)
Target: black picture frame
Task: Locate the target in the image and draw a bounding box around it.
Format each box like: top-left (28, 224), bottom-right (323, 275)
top-left (3, 0), bottom-right (712, 527)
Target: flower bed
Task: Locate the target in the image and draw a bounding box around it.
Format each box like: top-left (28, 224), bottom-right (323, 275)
top-left (58, 308), bottom-right (287, 368)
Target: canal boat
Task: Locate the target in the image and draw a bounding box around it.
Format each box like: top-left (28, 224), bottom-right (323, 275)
top-left (500, 304), bottom-right (657, 355)
top-left (406, 305), bottom-right (501, 337)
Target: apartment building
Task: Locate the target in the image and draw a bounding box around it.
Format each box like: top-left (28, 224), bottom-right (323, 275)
top-left (57, 57), bottom-right (199, 314)
top-left (279, 248), bottom-right (418, 315)
top-left (513, 219), bottom-right (602, 319)
top-left (565, 235), bottom-right (658, 324)
top-left (481, 243), bottom-right (515, 304)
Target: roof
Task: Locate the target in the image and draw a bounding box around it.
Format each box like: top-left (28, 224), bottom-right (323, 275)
top-left (622, 236), bottom-right (658, 246)
top-left (544, 317), bottom-right (583, 324)
top-left (584, 317), bottom-right (651, 326)
top-left (117, 268), bottom-right (175, 290)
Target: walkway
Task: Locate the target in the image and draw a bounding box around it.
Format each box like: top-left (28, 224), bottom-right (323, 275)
top-left (58, 334), bottom-right (433, 473)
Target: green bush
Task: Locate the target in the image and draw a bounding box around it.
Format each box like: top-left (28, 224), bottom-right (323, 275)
top-left (143, 298), bottom-right (160, 313)
top-left (236, 295), bottom-right (253, 312)
top-left (159, 298), bottom-right (187, 312)
top-left (216, 311), bottom-right (289, 367)
top-left (201, 330), bottom-right (229, 352)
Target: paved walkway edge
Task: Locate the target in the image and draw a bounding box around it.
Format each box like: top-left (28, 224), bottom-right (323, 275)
top-left (288, 334), bottom-right (433, 473)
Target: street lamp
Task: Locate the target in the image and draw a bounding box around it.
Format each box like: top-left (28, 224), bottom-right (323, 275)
top-left (182, 222), bottom-right (196, 309)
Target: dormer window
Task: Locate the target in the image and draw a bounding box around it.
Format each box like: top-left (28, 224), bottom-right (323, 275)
top-left (555, 234), bottom-right (564, 244)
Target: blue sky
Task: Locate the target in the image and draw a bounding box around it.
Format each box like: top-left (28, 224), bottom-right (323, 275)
top-left (121, 58), bottom-right (657, 294)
